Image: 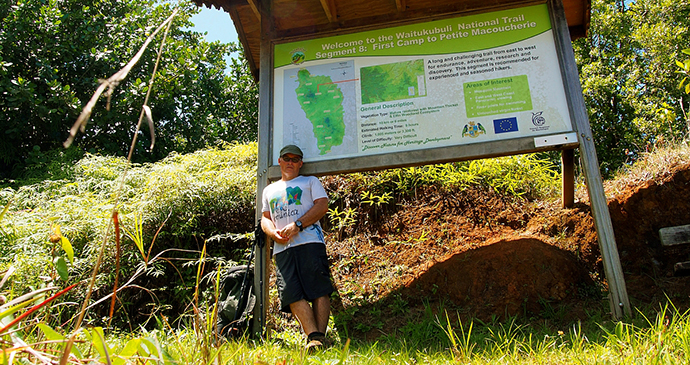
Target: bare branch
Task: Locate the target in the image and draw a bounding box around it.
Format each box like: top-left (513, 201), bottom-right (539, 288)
top-left (142, 105), bottom-right (155, 150)
top-left (70, 9), bottom-right (179, 334)
top-left (63, 10), bottom-right (178, 148)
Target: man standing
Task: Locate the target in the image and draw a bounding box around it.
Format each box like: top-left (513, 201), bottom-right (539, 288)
top-left (261, 144), bottom-right (334, 351)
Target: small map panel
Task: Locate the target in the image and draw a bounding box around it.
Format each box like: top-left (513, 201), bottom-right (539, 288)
top-left (295, 69), bottom-right (346, 155)
top-left (360, 59), bottom-right (427, 105)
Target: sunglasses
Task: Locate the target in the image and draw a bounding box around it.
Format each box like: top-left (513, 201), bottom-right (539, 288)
top-left (281, 156), bottom-right (302, 163)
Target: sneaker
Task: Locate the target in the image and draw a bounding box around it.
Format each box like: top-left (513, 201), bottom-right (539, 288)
top-left (305, 339), bottom-right (324, 353)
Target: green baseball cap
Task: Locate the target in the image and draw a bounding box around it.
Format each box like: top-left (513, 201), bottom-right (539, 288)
top-left (280, 144), bottom-right (303, 157)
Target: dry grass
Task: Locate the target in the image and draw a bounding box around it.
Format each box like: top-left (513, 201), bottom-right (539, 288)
top-left (604, 142), bottom-right (690, 198)
top-left (574, 142), bottom-right (690, 202)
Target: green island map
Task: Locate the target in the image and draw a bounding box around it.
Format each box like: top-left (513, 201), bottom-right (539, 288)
top-left (295, 68), bottom-right (345, 155)
top-left (360, 59), bottom-right (426, 105)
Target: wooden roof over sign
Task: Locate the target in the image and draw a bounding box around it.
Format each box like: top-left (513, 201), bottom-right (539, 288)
top-left (192, 0), bottom-right (590, 80)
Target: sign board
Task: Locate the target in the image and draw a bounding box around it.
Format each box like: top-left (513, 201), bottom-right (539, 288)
top-left (253, 0), bottom-right (630, 326)
top-left (272, 3), bottom-right (574, 166)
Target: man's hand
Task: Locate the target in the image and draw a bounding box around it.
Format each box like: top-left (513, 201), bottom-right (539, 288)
top-left (261, 197), bottom-right (327, 245)
top-left (262, 212), bottom-right (290, 244)
top-left (278, 222), bottom-right (300, 240)
top-left (272, 229), bottom-right (290, 244)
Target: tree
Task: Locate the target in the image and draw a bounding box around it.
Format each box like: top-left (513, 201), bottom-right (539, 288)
top-left (574, 0), bottom-right (690, 175)
top-left (0, 0), bottom-right (257, 179)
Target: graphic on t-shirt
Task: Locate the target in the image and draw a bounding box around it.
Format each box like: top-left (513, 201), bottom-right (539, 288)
top-left (286, 186), bottom-right (303, 205)
top-left (269, 186), bottom-right (303, 219)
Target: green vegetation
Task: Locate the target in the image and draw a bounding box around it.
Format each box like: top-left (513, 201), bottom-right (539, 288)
top-left (1, 143), bottom-right (257, 328)
top-left (0, 0), bottom-right (258, 179)
top-left (573, 0), bottom-right (690, 176)
top-left (323, 154), bottom-right (559, 239)
top-left (5, 289), bottom-right (690, 363)
top-left (678, 49), bottom-right (690, 95)
top-left (3, 0), bottom-right (690, 362)
top-left (2, 141), bottom-right (690, 363)
top-left (328, 154), bottom-right (560, 205)
top-left (0, 144), bottom-right (557, 329)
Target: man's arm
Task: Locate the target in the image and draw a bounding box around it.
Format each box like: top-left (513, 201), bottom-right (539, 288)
top-left (261, 211), bottom-right (289, 244)
top-left (278, 197), bottom-right (328, 239)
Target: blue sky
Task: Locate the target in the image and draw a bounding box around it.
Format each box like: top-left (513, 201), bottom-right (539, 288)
top-left (190, 6), bottom-right (238, 44)
top-left (189, 6), bottom-right (239, 62)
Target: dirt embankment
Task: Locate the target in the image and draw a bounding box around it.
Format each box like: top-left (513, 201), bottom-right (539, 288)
top-left (322, 163), bottom-right (690, 338)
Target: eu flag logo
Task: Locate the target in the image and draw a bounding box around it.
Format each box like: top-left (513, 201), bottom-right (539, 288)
top-left (493, 117), bottom-right (519, 134)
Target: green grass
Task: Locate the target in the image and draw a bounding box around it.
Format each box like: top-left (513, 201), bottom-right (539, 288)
top-left (5, 302), bottom-right (690, 364)
top-left (328, 153), bottom-right (560, 203)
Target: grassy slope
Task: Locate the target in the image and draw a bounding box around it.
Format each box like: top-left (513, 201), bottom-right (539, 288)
top-left (2, 143), bottom-right (690, 363)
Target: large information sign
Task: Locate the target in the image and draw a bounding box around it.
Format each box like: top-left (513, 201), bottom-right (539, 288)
top-left (273, 3), bottom-right (573, 163)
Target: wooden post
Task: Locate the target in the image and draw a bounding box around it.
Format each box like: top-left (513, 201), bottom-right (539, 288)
top-left (561, 149), bottom-right (575, 208)
top-left (253, 0), bottom-right (274, 338)
top-left (550, 0), bottom-right (630, 318)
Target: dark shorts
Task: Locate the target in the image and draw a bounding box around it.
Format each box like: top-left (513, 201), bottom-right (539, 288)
top-left (274, 243), bottom-right (335, 313)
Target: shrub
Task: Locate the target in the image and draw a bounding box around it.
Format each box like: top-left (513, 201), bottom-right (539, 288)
top-left (0, 142), bottom-right (257, 328)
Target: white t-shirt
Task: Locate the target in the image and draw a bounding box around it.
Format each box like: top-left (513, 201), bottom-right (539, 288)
top-left (261, 175), bottom-right (328, 255)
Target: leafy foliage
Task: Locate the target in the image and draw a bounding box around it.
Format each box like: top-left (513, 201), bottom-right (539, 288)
top-left (678, 49), bottom-right (690, 95)
top-left (574, 0), bottom-right (690, 176)
top-left (4, 297), bottom-right (690, 364)
top-left (328, 154), bottom-right (559, 203)
top-left (0, 0), bottom-right (258, 179)
top-left (0, 143), bottom-right (562, 328)
top-left (0, 143), bottom-right (257, 326)
top-left (324, 154), bottom-right (560, 236)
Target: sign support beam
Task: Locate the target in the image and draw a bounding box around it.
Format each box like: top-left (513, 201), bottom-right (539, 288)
top-left (253, 0), bottom-right (274, 337)
top-left (550, 0), bottom-right (630, 318)
top-left (561, 148), bottom-right (575, 209)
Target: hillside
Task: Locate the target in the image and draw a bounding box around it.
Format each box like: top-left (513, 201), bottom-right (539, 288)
top-left (311, 149), bottom-right (690, 340)
top-left (4, 144), bottom-right (690, 342)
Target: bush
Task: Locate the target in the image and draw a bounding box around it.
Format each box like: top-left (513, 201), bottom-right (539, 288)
top-left (0, 142), bottom-right (257, 328)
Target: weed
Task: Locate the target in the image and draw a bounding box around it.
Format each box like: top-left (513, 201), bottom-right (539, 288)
top-left (360, 191), bottom-right (393, 207)
top-left (354, 321), bottom-right (371, 332)
top-left (436, 310), bottom-right (476, 361)
top-left (328, 206), bottom-right (357, 240)
top-left (538, 296), bottom-right (570, 322)
top-left (389, 294), bottom-right (409, 315)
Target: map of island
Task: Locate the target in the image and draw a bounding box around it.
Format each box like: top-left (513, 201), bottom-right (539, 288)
top-left (360, 59), bottom-right (426, 105)
top-left (295, 68), bottom-right (346, 155)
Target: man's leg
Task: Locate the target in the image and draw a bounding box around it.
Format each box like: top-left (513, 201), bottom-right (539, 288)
top-left (312, 295), bottom-right (330, 334)
top-left (289, 299), bottom-right (318, 335)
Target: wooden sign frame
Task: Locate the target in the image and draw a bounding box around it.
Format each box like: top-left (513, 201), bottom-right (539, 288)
top-left (253, 0), bottom-right (630, 336)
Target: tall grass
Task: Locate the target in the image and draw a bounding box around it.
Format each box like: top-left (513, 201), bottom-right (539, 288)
top-left (328, 154), bottom-right (560, 203)
top-left (605, 142), bottom-right (690, 197)
top-left (6, 300), bottom-right (689, 364)
top-left (0, 142), bottom-right (257, 326)
top-left (3, 143), bottom-right (690, 363)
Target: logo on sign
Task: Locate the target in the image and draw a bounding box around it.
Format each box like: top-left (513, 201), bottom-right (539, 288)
top-left (493, 117), bottom-right (519, 134)
top-left (529, 111), bottom-right (551, 132)
top-left (291, 48), bottom-right (306, 65)
top-left (462, 121), bottom-right (486, 138)
top-left (532, 111), bottom-right (546, 126)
